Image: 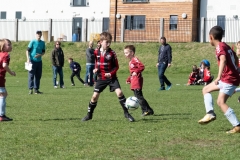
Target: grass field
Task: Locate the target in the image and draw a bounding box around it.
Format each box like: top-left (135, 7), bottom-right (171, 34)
top-left (1, 42), bottom-right (240, 160)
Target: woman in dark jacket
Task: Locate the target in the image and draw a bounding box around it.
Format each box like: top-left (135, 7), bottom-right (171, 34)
top-left (51, 41), bottom-right (65, 88)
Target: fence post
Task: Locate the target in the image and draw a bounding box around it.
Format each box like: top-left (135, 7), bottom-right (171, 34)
top-left (82, 18), bottom-right (87, 42)
top-left (160, 18), bottom-right (164, 38)
top-left (120, 17), bottom-right (125, 42)
top-left (48, 19), bottom-right (52, 42)
top-left (14, 19), bottom-right (18, 42)
top-left (200, 17), bottom-right (205, 43)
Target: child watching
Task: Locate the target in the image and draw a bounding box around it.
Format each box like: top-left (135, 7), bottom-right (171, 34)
top-left (197, 59), bottom-right (213, 85)
top-left (68, 58), bottom-right (84, 86)
top-left (0, 39), bottom-right (16, 121)
top-left (187, 65), bottom-right (200, 85)
top-left (124, 45), bottom-right (154, 116)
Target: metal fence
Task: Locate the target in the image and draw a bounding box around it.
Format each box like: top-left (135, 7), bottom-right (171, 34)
top-left (0, 18), bottom-right (239, 43)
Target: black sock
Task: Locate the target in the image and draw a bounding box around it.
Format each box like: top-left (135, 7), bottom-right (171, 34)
top-left (119, 95), bottom-right (128, 114)
top-left (207, 110), bottom-right (215, 115)
top-left (88, 101), bottom-right (97, 114)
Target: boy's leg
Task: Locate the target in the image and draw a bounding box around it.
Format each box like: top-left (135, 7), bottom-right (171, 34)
top-left (76, 72), bottom-right (85, 84)
top-left (0, 89), bottom-right (12, 121)
top-left (133, 89), bottom-right (154, 116)
top-left (82, 92), bottom-right (100, 121)
top-left (198, 82), bottom-right (219, 124)
top-left (217, 85), bottom-right (240, 133)
top-left (70, 72), bottom-right (75, 85)
top-left (34, 61), bottom-right (42, 91)
top-left (82, 79), bottom-right (107, 121)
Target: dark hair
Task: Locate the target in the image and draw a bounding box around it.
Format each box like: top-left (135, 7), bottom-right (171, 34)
top-left (68, 58), bottom-right (73, 61)
top-left (209, 26), bottom-right (223, 41)
top-left (160, 37), bottom-right (166, 41)
top-left (100, 32), bottom-right (112, 42)
top-left (36, 31), bottom-right (42, 34)
top-left (124, 45), bottom-right (135, 53)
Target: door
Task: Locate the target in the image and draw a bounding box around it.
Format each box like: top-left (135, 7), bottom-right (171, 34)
top-left (72, 17), bottom-right (82, 41)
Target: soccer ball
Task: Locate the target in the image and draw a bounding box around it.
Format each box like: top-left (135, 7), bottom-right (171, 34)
top-left (125, 96), bottom-right (140, 110)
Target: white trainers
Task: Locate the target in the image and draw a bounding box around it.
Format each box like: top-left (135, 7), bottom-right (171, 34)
top-left (60, 85), bottom-right (65, 88)
top-left (226, 126), bottom-right (240, 134)
top-left (198, 113), bottom-right (216, 124)
top-left (54, 86), bottom-right (57, 89)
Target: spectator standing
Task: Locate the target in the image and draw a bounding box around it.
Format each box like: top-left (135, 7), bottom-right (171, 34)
top-left (51, 41), bottom-right (65, 88)
top-left (26, 31), bottom-right (45, 94)
top-left (84, 41), bottom-right (95, 86)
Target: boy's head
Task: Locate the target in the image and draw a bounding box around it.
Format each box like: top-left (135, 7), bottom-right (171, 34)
top-left (89, 41), bottom-right (93, 48)
top-left (124, 45), bottom-right (135, 59)
top-left (0, 39), bottom-right (12, 52)
top-left (201, 59), bottom-right (210, 69)
top-left (96, 40), bottom-right (101, 49)
top-left (236, 41), bottom-right (240, 48)
top-left (55, 41), bottom-right (61, 48)
top-left (100, 32), bottom-right (112, 50)
top-left (68, 58), bottom-right (73, 63)
top-left (209, 26), bottom-right (223, 46)
top-left (192, 65), bottom-right (198, 72)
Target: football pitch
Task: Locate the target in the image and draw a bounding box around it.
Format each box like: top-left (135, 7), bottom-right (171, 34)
top-left (1, 42), bottom-right (240, 159)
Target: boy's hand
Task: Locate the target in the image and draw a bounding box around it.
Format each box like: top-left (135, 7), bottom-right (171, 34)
top-left (132, 72), bottom-right (137, 76)
top-left (93, 68), bottom-right (98, 73)
top-left (11, 71), bottom-right (16, 76)
top-left (156, 63), bottom-right (159, 67)
top-left (74, 69), bottom-right (77, 71)
top-left (105, 73), bottom-right (111, 78)
top-left (214, 77), bottom-right (220, 85)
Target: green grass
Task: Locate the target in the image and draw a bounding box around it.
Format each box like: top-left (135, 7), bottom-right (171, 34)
top-left (1, 42), bottom-right (240, 160)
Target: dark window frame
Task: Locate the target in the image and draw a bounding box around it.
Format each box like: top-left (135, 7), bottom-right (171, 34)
top-left (217, 15), bottom-right (226, 36)
top-left (70, 0), bottom-right (89, 7)
top-left (15, 11), bottom-right (22, 19)
top-left (125, 15), bottom-right (146, 30)
top-left (0, 11), bottom-right (6, 19)
top-left (102, 17), bottom-right (109, 32)
top-left (123, 0), bottom-right (149, 3)
top-left (169, 15), bottom-right (178, 30)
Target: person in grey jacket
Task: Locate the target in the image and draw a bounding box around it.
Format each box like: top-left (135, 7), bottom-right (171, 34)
top-left (156, 37), bottom-right (172, 91)
top-left (51, 41), bottom-right (64, 88)
top-left (84, 41), bottom-right (95, 86)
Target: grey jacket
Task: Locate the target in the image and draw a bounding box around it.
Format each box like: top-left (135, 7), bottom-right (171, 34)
top-left (86, 48), bottom-right (95, 65)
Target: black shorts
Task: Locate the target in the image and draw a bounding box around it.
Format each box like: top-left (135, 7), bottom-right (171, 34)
top-left (94, 78), bottom-right (121, 93)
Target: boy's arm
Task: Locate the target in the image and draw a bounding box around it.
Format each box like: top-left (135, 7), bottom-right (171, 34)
top-left (108, 53), bottom-right (119, 77)
top-left (3, 63), bottom-right (15, 76)
top-left (51, 50), bottom-right (56, 65)
top-left (215, 55), bottom-right (226, 84)
top-left (167, 46), bottom-right (172, 67)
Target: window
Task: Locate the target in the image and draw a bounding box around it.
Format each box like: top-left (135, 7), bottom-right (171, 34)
top-left (170, 15), bottom-right (178, 30)
top-left (125, 15), bottom-right (145, 30)
top-left (123, 0), bottom-right (148, 2)
top-left (102, 18), bottom-right (109, 32)
top-left (16, 11), bottom-right (22, 19)
top-left (217, 15), bottom-right (225, 36)
top-left (70, 0), bottom-right (89, 6)
top-left (0, 11), bottom-right (6, 19)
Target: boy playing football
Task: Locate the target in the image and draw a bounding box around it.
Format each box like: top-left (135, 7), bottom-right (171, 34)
top-left (81, 32), bottom-right (135, 122)
top-left (198, 26), bottom-right (240, 134)
top-left (124, 45), bottom-right (154, 116)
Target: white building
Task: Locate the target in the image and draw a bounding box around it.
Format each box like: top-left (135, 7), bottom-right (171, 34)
top-left (0, 0), bottom-right (110, 41)
top-left (200, 0), bottom-right (240, 42)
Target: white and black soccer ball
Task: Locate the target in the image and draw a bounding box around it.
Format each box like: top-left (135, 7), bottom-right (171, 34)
top-left (125, 96), bottom-right (140, 110)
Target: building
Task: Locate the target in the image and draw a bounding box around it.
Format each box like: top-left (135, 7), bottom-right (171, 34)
top-left (200, 0), bottom-right (240, 42)
top-left (0, 0), bottom-right (110, 41)
top-left (109, 0), bottom-right (200, 42)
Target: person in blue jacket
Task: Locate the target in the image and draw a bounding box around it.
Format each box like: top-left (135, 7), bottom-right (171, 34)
top-left (68, 58), bottom-right (84, 86)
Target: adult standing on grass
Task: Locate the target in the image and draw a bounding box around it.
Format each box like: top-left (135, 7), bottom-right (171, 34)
top-left (156, 37), bottom-right (172, 91)
top-left (0, 39), bottom-right (16, 121)
top-left (84, 41), bottom-right (95, 86)
top-left (51, 41), bottom-right (65, 89)
top-left (26, 31), bottom-right (45, 94)
top-left (198, 26), bottom-right (240, 134)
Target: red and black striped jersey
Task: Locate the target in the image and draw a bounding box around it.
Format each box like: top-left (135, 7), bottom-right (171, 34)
top-left (94, 48), bottom-right (119, 80)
